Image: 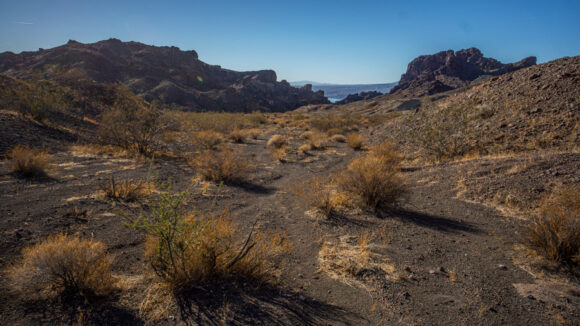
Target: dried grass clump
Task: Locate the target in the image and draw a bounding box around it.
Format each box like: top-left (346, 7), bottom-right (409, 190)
top-left (192, 130), bottom-right (224, 150)
top-left (526, 186), bottom-right (580, 265)
top-left (229, 129), bottom-right (246, 143)
top-left (318, 233), bottom-right (396, 286)
top-left (270, 146), bottom-right (289, 162)
top-left (293, 176), bottom-right (341, 217)
top-left (6, 145), bottom-right (52, 178)
top-left (347, 134), bottom-right (365, 150)
top-left (70, 144), bottom-right (131, 158)
top-left (298, 144), bottom-right (312, 155)
top-left (190, 147), bottom-right (249, 184)
top-left (7, 234), bottom-right (114, 298)
top-left (308, 132), bottom-right (327, 150)
top-left (126, 192), bottom-right (287, 292)
top-left (100, 177), bottom-right (153, 202)
top-left (338, 142), bottom-right (404, 210)
top-left (331, 134), bottom-right (346, 143)
top-left (266, 134), bottom-right (288, 149)
top-left (243, 128), bottom-right (261, 140)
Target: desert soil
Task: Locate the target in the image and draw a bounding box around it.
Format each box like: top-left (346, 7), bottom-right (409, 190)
top-left (1, 129), bottom-right (579, 325)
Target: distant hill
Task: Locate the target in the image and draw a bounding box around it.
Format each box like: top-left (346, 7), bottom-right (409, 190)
top-left (290, 81), bottom-right (397, 100)
top-left (0, 39), bottom-right (328, 112)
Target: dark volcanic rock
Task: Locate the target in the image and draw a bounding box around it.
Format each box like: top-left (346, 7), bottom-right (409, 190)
top-left (336, 91), bottom-right (382, 104)
top-left (0, 38), bottom-right (329, 112)
top-left (390, 48), bottom-right (536, 97)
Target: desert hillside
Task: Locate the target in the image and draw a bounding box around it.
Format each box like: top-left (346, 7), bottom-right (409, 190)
top-left (0, 39), bottom-right (328, 112)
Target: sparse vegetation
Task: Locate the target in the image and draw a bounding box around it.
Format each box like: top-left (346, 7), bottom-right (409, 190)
top-left (192, 130), bottom-right (224, 150)
top-left (7, 234), bottom-right (114, 298)
top-left (293, 176), bottom-right (340, 217)
top-left (124, 191), bottom-right (286, 291)
top-left (229, 129), bottom-right (246, 143)
top-left (6, 145), bottom-right (52, 178)
top-left (98, 92), bottom-right (174, 156)
top-left (190, 147), bottom-right (249, 184)
top-left (347, 134), bottom-right (365, 150)
top-left (331, 134), bottom-right (346, 143)
top-left (338, 142), bottom-right (404, 210)
top-left (100, 177), bottom-right (153, 202)
top-left (526, 186), bottom-right (580, 265)
top-left (308, 131), bottom-right (327, 150)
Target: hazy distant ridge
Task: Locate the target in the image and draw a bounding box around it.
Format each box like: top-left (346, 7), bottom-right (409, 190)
top-left (290, 81), bottom-right (397, 99)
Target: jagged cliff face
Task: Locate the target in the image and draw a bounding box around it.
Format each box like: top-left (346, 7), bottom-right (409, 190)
top-left (0, 39), bottom-right (328, 112)
top-left (390, 48), bottom-right (536, 97)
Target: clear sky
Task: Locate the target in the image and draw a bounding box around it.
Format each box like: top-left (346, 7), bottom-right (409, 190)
top-left (1, 0), bottom-right (579, 84)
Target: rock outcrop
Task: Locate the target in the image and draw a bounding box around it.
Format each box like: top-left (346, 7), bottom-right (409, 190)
top-left (390, 48), bottom-right (536, 97)
top-left (0, 39), bottom-right (328, 112)
top-left (336, 91), bottom-right (382, 104)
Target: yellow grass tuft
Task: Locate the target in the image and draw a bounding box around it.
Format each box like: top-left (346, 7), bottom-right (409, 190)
top-left (190, 147), bottom-right (249, 184)
top-left (266, 134), bottom-right (288, 149)
top-left (347, 134), bottom-right (365, 150)
top-left (7, 234), bottom-right (114, 298)
top-left (6, 145), bottom-right (52, 178)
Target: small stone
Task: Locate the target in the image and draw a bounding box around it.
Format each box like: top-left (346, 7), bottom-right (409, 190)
top-left (400, 292), bottom-right (411, 300)
top-left (428, 270), bottom-right (436, 274)
top-left (497, 264), bottom-right (508, 270)
top-left (298, 295), bottom-right (306, 301)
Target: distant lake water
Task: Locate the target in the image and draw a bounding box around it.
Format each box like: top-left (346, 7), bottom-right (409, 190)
top-left (328, 97), bottom-right (343, 103)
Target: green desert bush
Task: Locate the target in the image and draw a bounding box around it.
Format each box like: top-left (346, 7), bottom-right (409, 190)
top-left (7, 234), bottom-right (114, 298)
top-left (6, 145), bottom-right (52, 178)
top-left (527, 186), bottom-right (580, 265)
top-left (125, 191), bottom-right (287, 291)
top-left (338, 142), bottom-right (404, 210)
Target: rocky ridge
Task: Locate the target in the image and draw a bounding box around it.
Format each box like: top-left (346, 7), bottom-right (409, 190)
top-left (390, 48), bottom-right (536, 97)
top-left (0, 39), bottom-right (328, 112)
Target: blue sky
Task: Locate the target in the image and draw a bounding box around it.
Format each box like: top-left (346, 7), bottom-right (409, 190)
top-left (1, 0), bottom-right (579, 84)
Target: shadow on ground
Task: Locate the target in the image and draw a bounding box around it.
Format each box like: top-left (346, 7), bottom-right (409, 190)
top-left (380, 209), bottom-right (481, 234)
top-left (175, 282), bottom-right (362, 325)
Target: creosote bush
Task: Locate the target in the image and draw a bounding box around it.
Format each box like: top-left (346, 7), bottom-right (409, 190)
top-left (190, 147), bottom-right (249, 184)
top-left (125, 191), bottom-right (287, 291)
top-left (7, 234), bottom-right (114, 298)
top-left (6, 145), bottom-right (52, 178)
top-left (527, 186), bottom-right (580, 265)
top-left (338, 142), bottom-right (404, 210)
top-left (98, 93), bottom-right (173, 156)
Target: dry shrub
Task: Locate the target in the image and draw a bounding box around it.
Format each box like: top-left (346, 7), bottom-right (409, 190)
top-left (318, 233), bottom-right (396, 286)
top-left (266, 134), bottom-right (288, 149)
top-left (308, 132), bottom-right (327, 150)
top-left (190, 147), bottom-right (249, 184)
top-left (301, 131), bottom-right (314, 140)
top-left (347, 134), bottom-right (365, 150)
top-left (326, 128), bottom-right (343, 136)
top-left (338, 142), bottom-right (404, 210)
top-left (331, 134), bottom-right (346, 143)
top-left (229, 129), bottom-right (245, 143)
top-left (526, 186), bottom-right (580, 265)
top-left (243, 128), bottom-right (261, 140)
top-left (6, 145), bottom-right (52, 178)
top-left (270, 146), bottom-right (288, 162)
top-left (293, 176), bottom-right (341, 217)
top-left (126, 191), bottom-right (287, 291)
top-left (98, 95), bottom-right (174, 156)
top-left (192, 130), bottom-right (224, 150)
top-left (298, 144), bottom-right (312, 155)
top-left (70, 144), bottom-right (130, 157)
top-left (7, 234), bottom-right (114, 298)
top-left (100, 177), bottom-right (153, 202)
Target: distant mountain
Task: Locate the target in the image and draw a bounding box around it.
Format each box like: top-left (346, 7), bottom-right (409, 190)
top-left (290, 81), bottom-right (397, 100)
top-left (390, 47), bottom-right (536, 97)
top-left (0, 39), bottom-right (328, 112)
